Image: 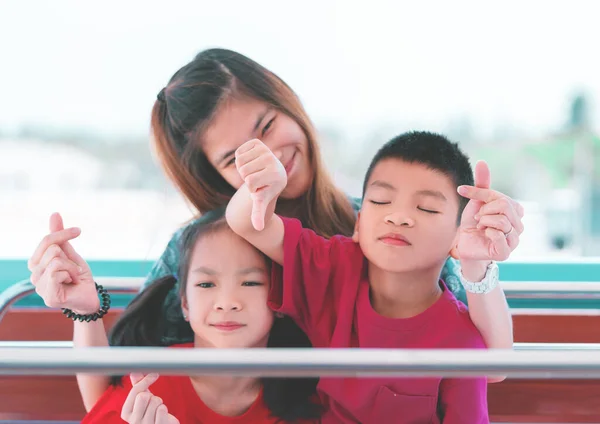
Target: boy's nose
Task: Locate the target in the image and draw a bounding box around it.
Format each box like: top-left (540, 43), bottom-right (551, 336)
top-left (385, 212), bottom-right (415, 227)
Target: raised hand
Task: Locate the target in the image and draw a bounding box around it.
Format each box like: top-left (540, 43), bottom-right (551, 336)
top-left (28, 213), bottom-right (98, 314)
top-left (121, 374), bottom-right (179, 424)
top-left (456, 161), bottom-right (524, 262)
top-left (235, 139), bottom-right (287, 231)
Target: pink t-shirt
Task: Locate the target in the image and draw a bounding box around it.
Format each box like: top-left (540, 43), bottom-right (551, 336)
top-left (268, 217), bottom-right (489, 424)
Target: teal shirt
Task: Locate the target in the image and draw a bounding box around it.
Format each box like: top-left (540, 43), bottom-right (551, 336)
top-left (142, 197), bottom-right (467, 343)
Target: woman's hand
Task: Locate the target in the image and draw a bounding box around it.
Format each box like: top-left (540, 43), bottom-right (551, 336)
top-left (456, 161), bottom-right (524, 263)
top-left (28, 213), bottom-right (98, 314)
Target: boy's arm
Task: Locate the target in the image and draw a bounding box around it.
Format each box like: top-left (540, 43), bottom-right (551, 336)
top-left (226, 183), bottom-right (284, 265)
top-left (438, 377), bottom-right (489, 424)
top-left (225, 138), bottom-right (288, 264)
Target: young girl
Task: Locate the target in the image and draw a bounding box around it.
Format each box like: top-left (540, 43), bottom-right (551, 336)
top-left (80, 210), bottom-right (321, 423)
top-left (28, 48), bottom-right (523, 410)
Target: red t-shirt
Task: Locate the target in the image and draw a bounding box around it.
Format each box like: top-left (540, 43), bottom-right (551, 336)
top-left (81, 344), bottom-right (298, 424)
top-left (268, 217), bottom-right (489, 424)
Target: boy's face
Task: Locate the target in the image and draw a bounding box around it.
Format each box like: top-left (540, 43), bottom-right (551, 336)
top-left (354, 158), bottom-right (460, 273)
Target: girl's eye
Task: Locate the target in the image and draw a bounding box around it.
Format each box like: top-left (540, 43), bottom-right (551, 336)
top-left (196, 282), bottom-right (215, 288)
top-left (242, 281), bottom-right (263, 287)
top-left (369, 200), bottom-right (390, 205)
top-left (418, 207), bottom-right (439, 214)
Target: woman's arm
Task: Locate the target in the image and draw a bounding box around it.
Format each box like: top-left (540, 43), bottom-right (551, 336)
top-left (461, 260), bottom-right (512, 384)
top-left (73, 320), bottom-right (112, 411)
top-left (29, 213), bottom-right (186, 411)
top-left (442, 258), bottom-right (513, 350)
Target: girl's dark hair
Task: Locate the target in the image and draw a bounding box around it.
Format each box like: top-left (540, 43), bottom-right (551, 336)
top-left (151, 47), bottom-right (356, 239)
top-left (108, 209), bottom-right (321, 421)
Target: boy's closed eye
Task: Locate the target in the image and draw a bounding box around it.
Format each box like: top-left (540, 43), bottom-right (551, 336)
top-left (418, 207), bottom-right (440, 214)
top-left (368, 199), bottom-right (391, 205)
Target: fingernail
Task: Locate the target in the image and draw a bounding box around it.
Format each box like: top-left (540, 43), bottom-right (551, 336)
top-left (457, 186), bottom-right (467, 195)
top-left (78, 266), bottom-right (83, 273)
top-left (474, 214), bottom-right (480, 221)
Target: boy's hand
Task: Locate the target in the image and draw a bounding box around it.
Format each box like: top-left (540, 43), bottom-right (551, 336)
top-left (121, 374), bottom-right (179, 424)
top-left (456, 161), bottom-right (524, 262)
top-left (235, 139), bottom-right (287, 231)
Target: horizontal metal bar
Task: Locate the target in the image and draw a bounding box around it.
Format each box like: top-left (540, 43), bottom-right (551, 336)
top-left (2, 278), bottom-right (599, 326)
top-left (0, 278), bottom-right (142, 322)
top-left (1, 341), bottom-right (599, 351)
top-left (2, 347), bottom-right (600, 378)
top-left (502, 281), bottom-right (600, 292)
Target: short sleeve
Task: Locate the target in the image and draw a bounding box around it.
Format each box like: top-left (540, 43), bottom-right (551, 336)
top-left (268, 217), bottom-right (360, 346)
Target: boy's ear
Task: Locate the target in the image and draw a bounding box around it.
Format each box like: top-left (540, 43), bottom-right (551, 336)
top-left (352, 212), bottom-right (361, 243)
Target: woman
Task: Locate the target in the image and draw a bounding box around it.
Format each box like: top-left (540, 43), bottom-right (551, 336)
top-left (29, 48), bottom-right (524, 411)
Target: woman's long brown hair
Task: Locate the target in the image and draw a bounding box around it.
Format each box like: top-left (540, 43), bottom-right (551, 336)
top-left (151, 48), bottom-right (356, 238)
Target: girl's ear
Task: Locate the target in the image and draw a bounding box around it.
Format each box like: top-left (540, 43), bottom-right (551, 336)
top-left (181, 296), bottom-right (190, 321)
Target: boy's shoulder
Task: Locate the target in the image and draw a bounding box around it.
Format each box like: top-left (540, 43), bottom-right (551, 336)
top-left (436, 289), bottom-right (487, 349)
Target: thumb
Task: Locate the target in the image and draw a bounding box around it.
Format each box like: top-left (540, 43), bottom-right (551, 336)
top-left (49, 212), bottom-right (65, 233)
top-left (474, 160), bottom-right (491, 189)
top-left (130, 373), bottom-right (145, 386)
top-left (168, 416), bottom-right (181, 424)
top-left (251, 195), bottom-right (267, 231)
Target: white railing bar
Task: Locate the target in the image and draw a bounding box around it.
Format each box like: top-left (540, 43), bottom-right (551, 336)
top-left (1, 341), bottom-right (599, 350)
top-left (1, 347), bottom-right (600, 378)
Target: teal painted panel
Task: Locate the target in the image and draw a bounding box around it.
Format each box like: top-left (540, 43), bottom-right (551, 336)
top-left (0, 259), bottom-right (154, 289)
top-left (3, 259), bottom-right (600, 310)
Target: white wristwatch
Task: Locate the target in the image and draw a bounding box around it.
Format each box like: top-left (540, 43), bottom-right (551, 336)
top-left (458, 261), bottom-right (499, 294)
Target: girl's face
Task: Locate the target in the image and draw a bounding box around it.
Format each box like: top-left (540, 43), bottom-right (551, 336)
top-left (182, 227), bottom-right (274, 349)
top-left (202, 97), bottom-right (313, 199)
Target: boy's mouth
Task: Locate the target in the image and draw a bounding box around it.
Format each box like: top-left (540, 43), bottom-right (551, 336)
top-left (379, 233), bottom-right (412, 247)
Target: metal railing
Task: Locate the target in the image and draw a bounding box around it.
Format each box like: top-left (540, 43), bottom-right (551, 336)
top-left (1, 341), bottom-right (599, 350)
top-left (1, 347), bottom-right (600, 378)
top-left (0, 278), bottom-right (143, 323)
top-left (2, 278), bottom-right (600, 325)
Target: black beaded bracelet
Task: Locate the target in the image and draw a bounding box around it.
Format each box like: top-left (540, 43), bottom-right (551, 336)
top-left (62, 282), bottom-right (111, 322)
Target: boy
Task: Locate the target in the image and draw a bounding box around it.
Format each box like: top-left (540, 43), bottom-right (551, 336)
top-left (226, 131), bottom-right (510, 423)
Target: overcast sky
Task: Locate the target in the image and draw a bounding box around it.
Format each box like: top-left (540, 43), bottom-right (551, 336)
top-left (1, 0), bottom-right (598, 141)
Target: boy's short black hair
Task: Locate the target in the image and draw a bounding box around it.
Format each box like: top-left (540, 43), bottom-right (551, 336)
top-left (362, 131), bottom-right (474, 220)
